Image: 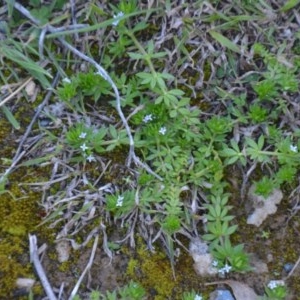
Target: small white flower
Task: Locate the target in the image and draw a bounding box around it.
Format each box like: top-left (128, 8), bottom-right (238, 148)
top-left (223, 263), bottom-right (232, 273)
top-left (212, 260), bottom-right (218, 267)
top-left (87, 155), bottom-right (96, 162)
top-left (267, 280), bottom-right (285, 290)
top-left (116, 195), bottom-right (124, 207)
top-left (80, 143), bottom-right (89, 151)
top-left (290, 144), bottom-right (298, 152)
top-left (62, 77), bottom-right (71, 84)
top-left (159, 126), bottom-right (167, 135)
top-left (218, 263), bottom-right (232, 275)
top-left (218, 268), bottom-right (225, 275)
top-left (194, 295), bottom-right (203, 300)
top-left (143, 114), bottom-right (153, 123)
top-left (112, 11), bottom-right (124, 26)
top-left (267, 280), bottom-right (278, 290)
top-left (79, 132), bottom-right (87, 139)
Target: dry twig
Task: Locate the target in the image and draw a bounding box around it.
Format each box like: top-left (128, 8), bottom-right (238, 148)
top-left (68, 234), bottom-right (99, 300)
top-left (29, 235), bottom-right (57, 300)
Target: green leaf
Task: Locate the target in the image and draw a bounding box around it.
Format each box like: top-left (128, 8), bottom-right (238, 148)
top-left (136, 72), bottom-right (153, 86)
top-left (1, 105), bottom-right (20, 129)
top-left (109, 125), bottom-right (118, 139)
top-left (47, 8), bottom-right (161, 38)
top-left (169, 110), bottom-right (177, 118)
top-left (5, 0), bottom-right (15, 17)
top-left (169, 88), bottom-right (184, 96)
top-left (0, 43), bottom-right (52, 88)
top-left (160, 73), bottom-right (175, 80)
top-left (220, 148), bottom-right (238, 157)
top-left (106, 143), bottom-right (117, 151)
top-left (226, 224), bottom-right (238, 235)
top-left (202, 233), bottom-right (217, 241)
top-left (132, 21), bottom-right (148, 33)
top-left (257, 135), bottom-right (265, 149)
top-left (280, 0), bottom-right (300, 11)
top-left (215, 204), bottom-right (221, 217)
top-left (226, 156), bottom-right (239, 165)
top-left (209, 31), bottom-right (241, 54)
top-left (151, 51), bottom-right (168, 58)
top-left (128, 52), bottom-right (144, 60)
top-left (245, 137), bottom-right (258, 149)
top-left (19, 155), bottom-right (54, 166)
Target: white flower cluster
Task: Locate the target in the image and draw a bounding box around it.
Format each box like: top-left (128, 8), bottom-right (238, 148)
top-left (143, 114), bottom-right (153, 123)
top-left (194, 295), bottom-right (203, 300)
top-left (79, 132), bottom-right (87, 139)
top-left (112, 11), bottom-right (124, 26)
top-left (218, 263), bottom-right (232, 275)
top-left (212, 260), bottom-right (218, 267)
top-left (79, 132), bottom-right (95, 162)
top-left (267, 280), bottom-right (285, 290)
top-left (80, 143), bottom-right (88, 151)
top-left (159, 126), bottom-right (167, 135)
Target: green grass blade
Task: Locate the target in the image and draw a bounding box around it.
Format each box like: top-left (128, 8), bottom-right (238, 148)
top-left (46, 8), bottom-right (161, 38)
top-left (5, 0), bottom-right (15, 17)
top-left (0, 42), bottom-right (52, 88)
top-left (280, 0), bottom-right (300, 11)
top-left (1, 105), bottom-right (20, 130)
top-left (209, 30), bottom-right (241, 54)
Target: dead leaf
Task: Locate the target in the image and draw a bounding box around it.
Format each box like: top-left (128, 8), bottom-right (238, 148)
top-left (225, 280), bottom-right (258, 300)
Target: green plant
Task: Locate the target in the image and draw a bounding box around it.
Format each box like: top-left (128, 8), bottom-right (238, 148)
top-left (73, 281), bottom-right (146, 300)
top-left (44, 14), bottom-right (253, 276)
top-left (221, 134), bottom-right (300, 197)
top-left (65, 122), bottom-right (107, 162)
top-left (202, 190), bottom-right (251, 272)
top-left (182, 291), bottom-right (203, 300)
top-left (6, 1), bottom-right (300, 298)
top-left (260, 280), bottom-right (287, 300)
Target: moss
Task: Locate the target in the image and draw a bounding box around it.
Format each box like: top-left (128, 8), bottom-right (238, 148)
top-left (125, 236), bottom-right (213, 299)
top-left (126, 242), bottom-right (176, 299)
top-left (58, 261), bottom-right (73, 272)
top-left (0, 173), bottom-right (46, 297)
top-left (0, 112), bottom-right (57, 297)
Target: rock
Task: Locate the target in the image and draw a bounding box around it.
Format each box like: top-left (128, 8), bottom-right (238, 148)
top-left (221, 280), bottom-right (259, 300)
top-left (16, 278), bottom-right (35, 290)
top-left (210, 289), bottom-right (235, 300)
top-left (247, 184), bottom-right (283, 227)
top-left (283, 263), bottom-right (294, 273)
top-left (249, 254), bottom-right (268, 273)
top-left (56, 239), bottom-right (71, 263)
top-left (189, 238), bottom-right (218, 276)
top-left (25, 81), bottom-right (36, 97)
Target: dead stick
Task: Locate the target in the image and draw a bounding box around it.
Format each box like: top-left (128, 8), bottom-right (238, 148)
top-left (68, 234), bottom-right (99, 299)
top-left (29, 235), bottom-right (57, 300)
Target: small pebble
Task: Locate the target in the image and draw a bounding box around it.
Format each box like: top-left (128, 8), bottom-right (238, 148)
top-left (39, 118), bottom-right (52, 127)
top-left (283, 263), bottom-right (294, 273)
top-left (214, 289), bottom-right (235, 300)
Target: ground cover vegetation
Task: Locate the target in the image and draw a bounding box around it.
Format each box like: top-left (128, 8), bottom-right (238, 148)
top-left (1, 0), bottom-right (300, 299)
